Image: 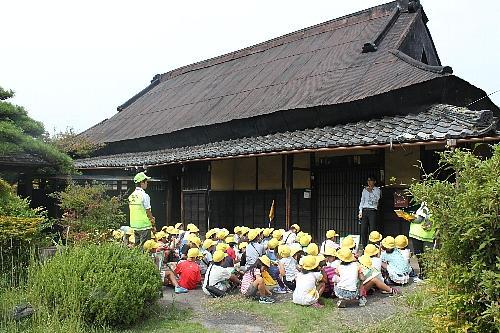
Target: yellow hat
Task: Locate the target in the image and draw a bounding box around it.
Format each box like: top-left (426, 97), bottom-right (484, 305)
top-left (364, 244), bottom-right (380, 257)
top-left (323, 246), bottom-right (337, 257)
top-left (234, 226), bottom-right (241, 234)
top-left (128, 234), bottom-right (135, 244)
top-left (359, 254), bottom-right (373, 268)
top-left (187, 224), bottom-right (199, 233)
top-left (188, 235), bottom-right (201, 247)
top-left (337, 247), bottom-right (355, 263)
top-left (175, 223), bottom-right (183, 229)
top-left (248, 229), bottom-right (259, 241)
top-left (187, 248), bottom-right (200, 258)
top-left (394, 235), bottom-right (409, 249)
top-left (125, 228), bottom-right (134, 236)
top-left (166, 226), bottom-right (179, 235)
top-left (297, 231), bottom-right (305, 239)
top-left (267, 238), bottom-right (279, 250)
top-left (216, 229), bottom-right (229, 240)
top-left (143, 239), bottom-right (159, 252)
top-left (317, 254), bottom-right (325, 262)
top-left (341, 236), bottom-right (355, 249)
top-left (290, 243), bottom-right (303, 256)
top-left (240, 226), bottom-right (250, 235)
top-left (381, 236), bottom-right (396, 249)
top-left (259, 255), bottom-right (271, 267)
top-left (291, 224), bottom-right (300, 232)
top-left (263, 228), bottom-right (274, 237)
top-left (112, 230), bottom-right (124, 240)
top-left (326, 230), bottom-right (338, 239)
top-left (225, 236), bottom-right (236, 244)
top-left (238, 242), bottom-right (248, 250)
top-left (206, 228), bottom-right (218, 239)
top-left (306, 243), bottom-right (319, 256)
top-left (369, 231), bottom-right (383, 243)
top-left (272, 229), bottom-right (283, 240)
top-left (278, 245), bottom-right (291, 258)
top-left (299, 234), bottom-right (312, 247)
top-left (202, 239), bottom-right (216, 250)
top-left (216, 243), bottom-right (229, 252)
top-left (212, 250), bottom-right (227, 263)
top-left (154, 231), bottom-right (167, 241)
top-left (301, 255), bottom-right (321, 271)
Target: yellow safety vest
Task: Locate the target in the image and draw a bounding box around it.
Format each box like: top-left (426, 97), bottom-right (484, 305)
top-left (128, 189), bottom-right (150, 230)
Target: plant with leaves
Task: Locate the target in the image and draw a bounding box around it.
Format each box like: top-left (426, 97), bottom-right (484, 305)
top-left (48, 127), bottom-right (104, 159)
top-left (51, 183), bottom-right (126, 240)
top-left (28, 242), bottom-right (162, 327)
top-left (0, 85), bottom-right (73, 174)
top-left (410, 144), bottom-right (500, 332)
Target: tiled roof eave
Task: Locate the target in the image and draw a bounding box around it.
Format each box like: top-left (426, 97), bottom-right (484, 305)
top-left (75, 105), bottom-right (498, 169)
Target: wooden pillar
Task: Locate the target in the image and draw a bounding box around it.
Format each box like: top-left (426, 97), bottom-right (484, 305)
top-left (285, 154), bottom-right (294, 229)
top-left (180, 165), bottom-right (185, 225)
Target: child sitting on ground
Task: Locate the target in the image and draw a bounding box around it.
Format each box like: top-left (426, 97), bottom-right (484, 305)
top-left (199, 239), bottom-right (216, 275)
top-left (321, 230), bottom-right (340, 252)
top-left (203, 250), bottom-right (241, 297)
top-left (293, 255), bottom-right (327, 308)
top-left (380, 236), bottom-right (411, 285)
top-left (240, 255), bottom-right (275, 304)
top-left (364, 244), bottom-right (383, 281)
top-left (334, 247), bottom-right (364, 307)
top-left (321, 247), bottom-right (338, 297)
top-left (278, 245), bottom-right (300, 291)
top-left (358, 254), bottom-right (400, 298)
top-left (174, 248), bottom-right (202, 290)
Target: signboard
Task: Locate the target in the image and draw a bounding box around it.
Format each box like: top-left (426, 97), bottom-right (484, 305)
top-left (393, 190), bottom-right (409, 208)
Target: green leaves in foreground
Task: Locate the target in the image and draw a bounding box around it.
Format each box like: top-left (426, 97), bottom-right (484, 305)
top-left (410, 144), bottom-right (500, 332)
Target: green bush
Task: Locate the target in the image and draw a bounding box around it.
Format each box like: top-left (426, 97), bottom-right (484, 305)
top-left (51, 183), bottom-right (126, 236)
top-left (28, 242), bottom-right (162, 327)
top-left (410, 144), bottom-right (500, 332)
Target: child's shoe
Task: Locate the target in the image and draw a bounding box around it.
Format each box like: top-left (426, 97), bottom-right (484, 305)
top-left (389, 287), bottom-right (402, 297)
top-left (174, 286), bottom-right (188, 294)
top-left (272, 286), bottom-right (287, 294)
top-left (358, 296), bottom-right (367, 306)
top-left (258, 296), bottom-right (275, 304)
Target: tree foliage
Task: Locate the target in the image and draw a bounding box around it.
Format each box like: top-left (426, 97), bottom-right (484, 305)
top-left (48, 128), bottom-right (104, 159)
top-left (410, 145), bottom-right (500, 332)
top-left (0, 86), bottom-right (73, 174)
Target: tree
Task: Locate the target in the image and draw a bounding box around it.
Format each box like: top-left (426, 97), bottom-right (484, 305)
top-left (49, 127), bottom-right (104, 159)
top-left (0, 85), bottom-right (73, 174)
top-left (410, 145), bottom-right (500, 332)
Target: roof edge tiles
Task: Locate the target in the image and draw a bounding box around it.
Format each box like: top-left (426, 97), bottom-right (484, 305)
top-left (390, 50), bottom-right (452, 74)
top-left (75, 105), bottom-right (497, 169)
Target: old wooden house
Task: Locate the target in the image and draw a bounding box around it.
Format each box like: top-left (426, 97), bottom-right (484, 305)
top-left (74, 0), bottom-right (499, 240)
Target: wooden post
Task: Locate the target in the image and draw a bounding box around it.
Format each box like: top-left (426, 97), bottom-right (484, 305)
top-left (285, 154), bottom-right (294, 229)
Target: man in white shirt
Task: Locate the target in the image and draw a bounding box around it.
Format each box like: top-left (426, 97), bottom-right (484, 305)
top-left (358, 175), bottom-right (381, 248)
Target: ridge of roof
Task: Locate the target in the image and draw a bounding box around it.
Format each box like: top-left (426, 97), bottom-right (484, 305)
top-left (159, 1), bottom-right (399, 82)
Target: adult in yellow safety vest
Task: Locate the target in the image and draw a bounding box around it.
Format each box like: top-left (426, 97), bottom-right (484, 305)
top-left (409, 202), bottom-right (436, 280)
top-left (129, 172), bottom-right (156, 247)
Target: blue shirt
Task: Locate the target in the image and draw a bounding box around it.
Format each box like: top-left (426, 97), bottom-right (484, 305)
top-left (381, 249), bottom-right (411, 275)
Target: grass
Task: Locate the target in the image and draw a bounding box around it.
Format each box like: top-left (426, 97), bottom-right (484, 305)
top-left (0, 286), bottom-right (210, 333)
top-left (206, 287), bottom-right (434, 333)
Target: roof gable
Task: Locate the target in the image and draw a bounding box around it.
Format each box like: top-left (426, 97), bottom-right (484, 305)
top-left (83, 1), bottom-right (451, 144)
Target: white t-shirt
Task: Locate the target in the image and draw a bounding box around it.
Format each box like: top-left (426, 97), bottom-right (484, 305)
top-left (282, 231), bottom-right (297, 245)
top-left (400, 249), bottom-right (411, 263)
top-left (293, 271), bottom-right (323, 305)
top-left (279, 257), bottom-right (299, 281)
top-left (202, 264), bottom-right (233, 296)
top-left (320, 240), bottom-right (339, 253)
top-left (336, 262), bottom-right (361, 292)
top-left (134, 187), bottom-right (151, 209)
top-left (370, 257), bottom-right (383, 281)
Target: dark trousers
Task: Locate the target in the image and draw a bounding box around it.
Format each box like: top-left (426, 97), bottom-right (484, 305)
top-left (361, 208), bottom-right (377, 247)
top-left (134, 228), bottom-right (152, 248)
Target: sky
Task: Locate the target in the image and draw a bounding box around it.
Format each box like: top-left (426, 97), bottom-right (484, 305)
top-left (1, 0), bottom-right (499, 135)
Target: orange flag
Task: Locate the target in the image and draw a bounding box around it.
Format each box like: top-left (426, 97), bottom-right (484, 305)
top-left (268, 200), bottom-right (275, 225)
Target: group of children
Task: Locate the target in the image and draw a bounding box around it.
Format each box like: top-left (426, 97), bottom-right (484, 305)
top-left (112, 223), bottom-right (416, 307)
